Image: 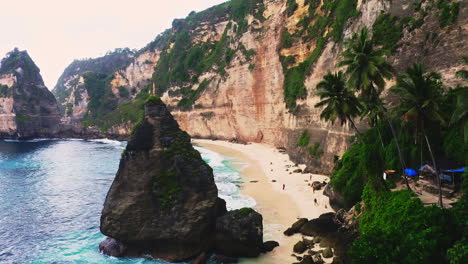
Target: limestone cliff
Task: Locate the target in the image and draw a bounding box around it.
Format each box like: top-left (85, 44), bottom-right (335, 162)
top-left (54, 0), bottom-right (467, 173)
top-left (0, 49), bottom-right (60, 139)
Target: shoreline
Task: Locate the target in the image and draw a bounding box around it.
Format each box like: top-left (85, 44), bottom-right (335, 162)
top-left (194, 139), bottom-right (333, 263)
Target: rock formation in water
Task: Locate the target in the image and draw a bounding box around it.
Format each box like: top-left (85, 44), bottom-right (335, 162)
top-left (0, 48), bottom-right (60, 139)
top-left (99, 97), bottom-right (266, 262)
top-left (53, 0), bottom-right (467, 174)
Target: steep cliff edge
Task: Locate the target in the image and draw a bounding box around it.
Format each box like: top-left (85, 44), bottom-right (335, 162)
top-left (0, 49), bottom-right (60, 139)
top-left (99, 97), bottom-right (266, 262)
top-left (54, 0), bottom-right (467, 173)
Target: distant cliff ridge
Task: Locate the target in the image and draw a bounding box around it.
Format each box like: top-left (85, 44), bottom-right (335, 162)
top-left (34, 0), bottom-right (468, 173)
top-left (0, 49), bottom-right (60, 139)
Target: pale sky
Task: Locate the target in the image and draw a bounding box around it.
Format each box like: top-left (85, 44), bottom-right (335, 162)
top-left (0, 0), bottom-right (227, 89)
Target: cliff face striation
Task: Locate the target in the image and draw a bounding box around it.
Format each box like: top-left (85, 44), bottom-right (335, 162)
top-left (0, 49), bottom-right (60, 139)
top-left (99, 97), bottom-right (266, 262)
top-left (54, 0), bottom-right (467, 173)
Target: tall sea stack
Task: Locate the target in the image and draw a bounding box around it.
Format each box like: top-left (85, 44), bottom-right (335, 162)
top-left (100, 96), bottom-right (219, 261)
top-left (0, 49), bottom-right (60, 139)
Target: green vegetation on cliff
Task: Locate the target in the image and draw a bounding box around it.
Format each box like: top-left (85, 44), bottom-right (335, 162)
top-left (152, 0), bottom-right (264, 102)
top-left (280, 0), bottom-right (359, 110)
top-left (296, 130), bottom-right (310, 147)
top-left (350, 184), bottom-right (459, 264)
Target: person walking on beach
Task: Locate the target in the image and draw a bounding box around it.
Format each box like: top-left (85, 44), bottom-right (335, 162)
top-left (314, 198), bottom-right (317, 205)
top-left (282, 184), bottom-right (285, 190)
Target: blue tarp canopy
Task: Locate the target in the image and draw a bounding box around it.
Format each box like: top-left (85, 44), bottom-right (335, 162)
top-left (443, 167), bottom-right (465, 173)
top-left (404, 168), bottom-right (418, 176)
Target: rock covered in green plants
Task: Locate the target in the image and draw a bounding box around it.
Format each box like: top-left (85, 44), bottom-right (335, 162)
top-left (100, 97), bottom-right (219, 262)
top-left (0, 49), bottom-right (60, 139)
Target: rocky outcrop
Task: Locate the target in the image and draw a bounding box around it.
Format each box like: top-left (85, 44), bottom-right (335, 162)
top-left (0, 49), bottom-right (60, 139)
top-left (100, 98), bottom-right (269, 262)
top-left (286, 211), bottom-right (360, 264)
top-left (214, 208), bottom-right (264, 257)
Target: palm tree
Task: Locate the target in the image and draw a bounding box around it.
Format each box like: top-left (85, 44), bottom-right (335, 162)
top-left (315, 71), bottom-right (363, 141)
top-left (360, 91), bottom-right (385, 148)
top-left (390, 63), bottom-right (446, 207)
top-left (338, 28), bottom-right (393, 98)
top-left (450, 86), bottom-right (468, 143)
top-left (338, 27), bottom-right (411, 190)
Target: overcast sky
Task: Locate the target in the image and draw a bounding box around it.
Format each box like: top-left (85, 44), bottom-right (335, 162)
top-left (0, 0), bottom-right (227, 89)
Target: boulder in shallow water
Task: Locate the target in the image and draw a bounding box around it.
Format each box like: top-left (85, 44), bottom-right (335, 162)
top-left (214, 208), bottom-right (263, 257)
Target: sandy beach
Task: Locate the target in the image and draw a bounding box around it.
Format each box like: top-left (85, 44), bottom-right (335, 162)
top-left (193, 139), bottom-right (334, 264)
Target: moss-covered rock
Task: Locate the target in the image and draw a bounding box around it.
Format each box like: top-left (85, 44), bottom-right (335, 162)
top-left (100, 99), bottom-right (218, 261)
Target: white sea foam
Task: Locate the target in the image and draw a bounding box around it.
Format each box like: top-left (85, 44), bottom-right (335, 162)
top-left (196, 146), bottom-right (256, 211)
top-left (88, 138), bottom-right (123, 145)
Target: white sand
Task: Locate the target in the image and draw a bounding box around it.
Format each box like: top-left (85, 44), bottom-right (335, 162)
top-left (193, 139), bottom-right (333, 264)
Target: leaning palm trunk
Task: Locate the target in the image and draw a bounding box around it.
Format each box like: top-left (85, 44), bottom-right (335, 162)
top-left (377, 127), bottom-right (385, 148)
top-left (382, 108), bottom-right (411, 190)
top-left (347, 116), bottom-right (364, 143)
top-left (423, 127), bottom-right (443, 207)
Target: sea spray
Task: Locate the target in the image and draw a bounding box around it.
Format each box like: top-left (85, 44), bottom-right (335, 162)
top-left (195, 146), bottom-right (256, 210)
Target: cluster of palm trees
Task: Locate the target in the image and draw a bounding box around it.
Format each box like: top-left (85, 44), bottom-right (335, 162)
top-left (314, 27), bottom-right (465, 207)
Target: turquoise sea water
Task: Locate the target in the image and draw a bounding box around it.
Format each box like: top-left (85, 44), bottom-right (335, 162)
top-left (0, 139), bottom-right (254, 264)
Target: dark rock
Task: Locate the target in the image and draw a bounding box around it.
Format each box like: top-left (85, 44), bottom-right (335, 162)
top-left (250, 180), bottom-right (259, 183)
top-left (313, 236), bottom-right (321, 243)
top-left (293, 240), bottom-right (308, 254)
top-left (299, 213), bottom-right (340, 236)
top-left (323, 184), bottom-right (348, 211)
top-left (262, 240), bottom-right (279, 252)
top-left (272, 180), bottom-right (277, 182)
top-left (212, 255), bottom-right (238, 263)
top-left (323, 247), bottom-right (333, 258)
top-left (319, 239), bottom-right (333, 248)
top-left (99, 237), bottom-right (127, 257)
top-left (284, 218), bottom-right (308, 236)
top-left (214, 208), bottom-right (263, 257)
top-left (100, 100), bottom-right (218, 262)
top-left (215, 197), bottom-right (228, 217)
top-left (293, 169), bottom-right (303, 173)
top-left (299, 255), bottom-right (314, 264)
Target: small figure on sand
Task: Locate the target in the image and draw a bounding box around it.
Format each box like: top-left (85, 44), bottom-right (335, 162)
top-left (310, 175), bottom-right (312, 180)
top-left (325, 204), bottom-right (327, 209)
top-left (314, 198), bottom-right (318, 205)
top-left (282, 184), bottom-right (285, 190)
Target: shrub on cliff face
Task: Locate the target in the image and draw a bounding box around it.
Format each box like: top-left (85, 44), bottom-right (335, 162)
top-left (297, 130), bottom-right (310, 147)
